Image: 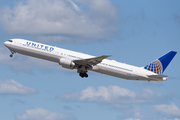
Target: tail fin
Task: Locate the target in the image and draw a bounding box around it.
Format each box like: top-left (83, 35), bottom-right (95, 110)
top-left (144, 51), bottom-right (177, 74)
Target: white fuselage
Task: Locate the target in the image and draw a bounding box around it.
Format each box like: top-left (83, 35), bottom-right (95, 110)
top-left (4, 39), bottom-right (164, 81)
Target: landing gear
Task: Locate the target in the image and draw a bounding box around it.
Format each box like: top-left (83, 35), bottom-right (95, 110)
top-left (10, 51), bottom-right (15, 58)
top-left (77, 65), bottom-right (88, 78)
top-left (79, 72), bottom-right (88, 78)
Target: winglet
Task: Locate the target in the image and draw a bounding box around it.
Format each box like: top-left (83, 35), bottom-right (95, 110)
top-left (144, 51), bottom-right (177, 74)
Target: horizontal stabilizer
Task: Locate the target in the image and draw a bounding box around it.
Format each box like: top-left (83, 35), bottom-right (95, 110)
top-left (147, 75), bottom-right (168, 81)
top-left (147, 75), bottom-right (168, 78)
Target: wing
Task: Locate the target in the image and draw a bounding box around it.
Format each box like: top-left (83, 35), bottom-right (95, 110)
top-left (73, 55), bottom-right (111, 67)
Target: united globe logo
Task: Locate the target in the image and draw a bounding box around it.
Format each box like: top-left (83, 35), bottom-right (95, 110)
top-left (144, 59), bottom-right (163, 75)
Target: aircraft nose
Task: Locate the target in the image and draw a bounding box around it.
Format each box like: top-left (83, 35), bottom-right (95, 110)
top-left (4, 41), bottom-right (10, 47)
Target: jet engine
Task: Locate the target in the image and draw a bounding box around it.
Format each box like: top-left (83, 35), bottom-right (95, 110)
top-left (59, 58), bottom-right (75, 69)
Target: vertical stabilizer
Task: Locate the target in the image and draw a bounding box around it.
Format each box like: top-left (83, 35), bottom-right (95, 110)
top-left (144, 51), bottom-right (177, 74)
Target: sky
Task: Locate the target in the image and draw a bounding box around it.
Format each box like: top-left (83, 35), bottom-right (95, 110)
top-left (0, 0), bottom-right (180, 120)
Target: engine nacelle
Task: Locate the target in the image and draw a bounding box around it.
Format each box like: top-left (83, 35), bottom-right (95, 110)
top-left (59, 58), bottom-right (75, 69)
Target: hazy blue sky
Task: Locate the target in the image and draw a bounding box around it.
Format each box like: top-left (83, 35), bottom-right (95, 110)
top-left (0, 0), bottom-right (180, 120)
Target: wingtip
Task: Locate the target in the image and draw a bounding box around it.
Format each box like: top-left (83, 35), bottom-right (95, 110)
top-left (103, 55), bottom-right (112, 57)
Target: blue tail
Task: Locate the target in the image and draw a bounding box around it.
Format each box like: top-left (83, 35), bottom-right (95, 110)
top-left (144, 51), bottom-right (177, 74)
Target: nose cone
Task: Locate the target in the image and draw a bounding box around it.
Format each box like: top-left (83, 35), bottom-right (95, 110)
top-left (4, 41), bottom-right (11, 47)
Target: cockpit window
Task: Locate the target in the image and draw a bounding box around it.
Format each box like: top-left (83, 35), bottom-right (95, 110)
top-left (8, 40), bottom-right (13, 42)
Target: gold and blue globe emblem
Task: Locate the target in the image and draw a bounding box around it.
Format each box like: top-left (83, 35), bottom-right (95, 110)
top-left (144, 59), bottom-right (163, 75)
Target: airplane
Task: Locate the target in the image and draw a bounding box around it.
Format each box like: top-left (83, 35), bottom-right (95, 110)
top-left (4, 39), bottom-right (177, 81)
